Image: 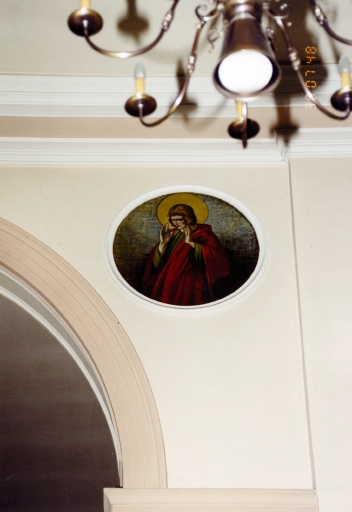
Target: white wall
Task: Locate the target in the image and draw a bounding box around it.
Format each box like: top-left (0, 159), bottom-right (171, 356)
top-left (290, 156), bottom-right (352, 512)
top-left (11, 154), bottom-right (352, 509)
top-left (0, 162), bottom-right (313, 490)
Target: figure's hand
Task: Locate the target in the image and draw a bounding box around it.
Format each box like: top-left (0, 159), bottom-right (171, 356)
top-left (160, 224), bottom-right (172, 244)
top-left (159, 224), bottom-right (172, 252)
top-left (184, 226), bottom-right (195, 248)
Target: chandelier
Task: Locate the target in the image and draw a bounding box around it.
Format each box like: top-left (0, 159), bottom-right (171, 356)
top-left (68, 0), bottom-right (352, 146)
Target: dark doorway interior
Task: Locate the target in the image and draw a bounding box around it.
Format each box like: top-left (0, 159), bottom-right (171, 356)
top-left (0, 294), bottom-right (119, 512)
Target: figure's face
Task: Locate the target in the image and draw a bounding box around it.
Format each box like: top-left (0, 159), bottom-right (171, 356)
top-left (170, 215), bottom-right (187, 230)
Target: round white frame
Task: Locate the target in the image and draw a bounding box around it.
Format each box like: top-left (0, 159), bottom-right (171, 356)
top-left (104, 185), bottom-right (269, 311)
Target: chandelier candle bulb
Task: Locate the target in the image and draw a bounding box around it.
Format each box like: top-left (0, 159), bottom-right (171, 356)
top-left (80, 0), bottom-right (91, 9)
top-left (338, 55), bottom-right (352, 88)
top-left (236, 101), bottom-right (244, 120)
top-left (134, 62), bottom-right (146, 96)
top-left (135, 77), bottom-right (145, 95)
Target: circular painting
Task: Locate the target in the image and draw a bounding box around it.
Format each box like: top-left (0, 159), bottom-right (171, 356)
top-left (107, 188), bottom-right (266, 309)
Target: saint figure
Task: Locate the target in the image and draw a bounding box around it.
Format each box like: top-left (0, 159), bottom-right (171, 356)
top-left (142, 203), bottom-right (231, 306)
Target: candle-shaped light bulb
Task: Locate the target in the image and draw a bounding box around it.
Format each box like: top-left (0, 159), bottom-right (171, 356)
top-left (338, 55), bottom-right (351, 88)
top-left (134, 62), bottom-right (146, 96)
top-left (236, 101), bottom-right (243, 120)
top-left (80, 0), bottom-right (91, 9)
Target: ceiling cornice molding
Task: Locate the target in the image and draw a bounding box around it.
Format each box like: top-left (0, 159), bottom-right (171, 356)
top-left (0, 65), bottom-right (341, 118)
top-left (0, 128), bottom-right (351, 166)
top-left (0, 137), bottom-right (282, 164)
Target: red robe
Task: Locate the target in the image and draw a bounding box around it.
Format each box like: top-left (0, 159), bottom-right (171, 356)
top-left (142, 224), bottom-right (231, 306)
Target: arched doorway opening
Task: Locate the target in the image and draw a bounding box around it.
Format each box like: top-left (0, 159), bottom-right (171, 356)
top-left (0, 291), bottom-right (119, 512)
top-left (0, 218), bottom-right (167, 491)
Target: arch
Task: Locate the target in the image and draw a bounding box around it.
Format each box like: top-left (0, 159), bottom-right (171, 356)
top-left (0, 217), bottom-right (167, 489)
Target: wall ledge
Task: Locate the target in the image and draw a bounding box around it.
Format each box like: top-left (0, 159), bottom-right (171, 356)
top-left (104, 488), bottom-right (318, 512)
top-left (0, 129), bottom-right (351, 166)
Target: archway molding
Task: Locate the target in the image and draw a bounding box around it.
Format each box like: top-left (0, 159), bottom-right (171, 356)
top-left (0, 218), bottom-right (167, 489)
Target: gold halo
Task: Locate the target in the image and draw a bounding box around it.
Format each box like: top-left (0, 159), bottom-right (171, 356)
top-left (156, 193), bottom-right (209, 225)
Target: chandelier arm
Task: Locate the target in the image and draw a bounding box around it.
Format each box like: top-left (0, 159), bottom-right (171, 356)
top-left (195, 1), bottom-right (224, 23)
top-left (295, 69), bottom-right (350, 119)
top-left (270, 13), bottom-right (351, 120)
top-left (137, 21), bottom-right (207, 127)
top-left (82, 0), bottom-right (180, 58)
top-left (307, 0), bottom-right (352, 45)
top-left (262, 1), bottom-right (292, 21)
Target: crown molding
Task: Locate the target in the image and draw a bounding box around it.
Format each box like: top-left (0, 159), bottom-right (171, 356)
top-left (0, 65), bottom-right (341, 118)
top-left (103, 488), bottom-right (318, 512)
top-left (0, 136), bottom-right (282, 164)
top-left (0, 128), bottom-right (351, 166)
top-left (277, 128), bottom-right (352, 156)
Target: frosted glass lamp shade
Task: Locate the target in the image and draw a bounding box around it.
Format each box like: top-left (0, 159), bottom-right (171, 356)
top-left (213, 13), bottom-right (281, 101)
top-left (218, 50), bottom-right (274, 94)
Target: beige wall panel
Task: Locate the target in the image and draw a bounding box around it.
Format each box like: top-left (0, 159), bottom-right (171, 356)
top-left (290, 155), bottom-right (352, 512)
top-left (0, 163), bottom-right (311, 488)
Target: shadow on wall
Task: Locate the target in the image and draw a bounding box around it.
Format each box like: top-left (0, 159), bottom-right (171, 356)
top-left (117, 0), bottom-right (149, 43)
top-left (270, 0), bottom-right (332, 141)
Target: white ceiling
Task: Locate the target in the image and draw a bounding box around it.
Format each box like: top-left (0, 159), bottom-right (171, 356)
top-left (1, 0), bottom-right (352, 77)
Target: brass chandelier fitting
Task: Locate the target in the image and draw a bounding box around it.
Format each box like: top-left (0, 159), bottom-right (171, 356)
top-left (68, 0), bottom-right (352, 147)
